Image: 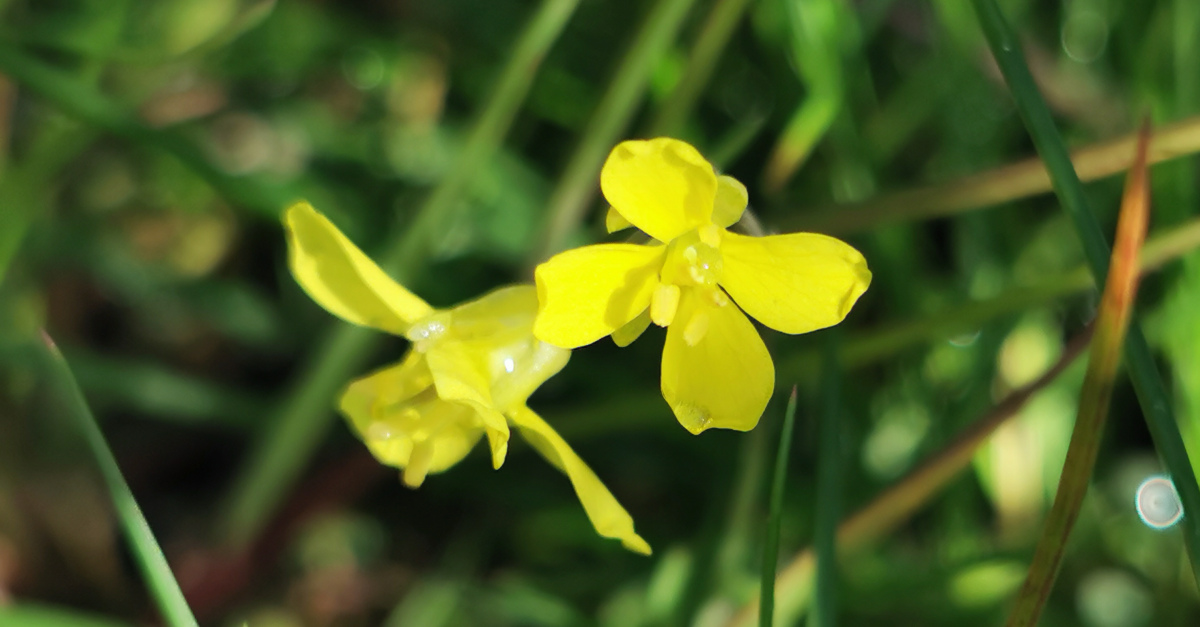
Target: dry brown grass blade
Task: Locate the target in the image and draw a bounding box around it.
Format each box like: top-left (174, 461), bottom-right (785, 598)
top-left (1004, 120), bottom-right (1152, 627)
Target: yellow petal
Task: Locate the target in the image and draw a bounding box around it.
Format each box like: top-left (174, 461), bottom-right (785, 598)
top-left (600, 138), bottom-right (717, 242)
top-left (508, 405), bottom-right (652, 555)
top-left (711, 175), bottom-right (748, 228)
top-left (534, 243), bottom-right (665, 348)
top-left (661, 290), bottom-right (774, 434)
top-left (605, 207), bottom-right (633, 233)
top-left (339, 355), bottom-right (482, 476)
top-left (284, 201), bottom-right (433, 334)
top-left (719, 231), bottom-right (871, 335)
top-left (424, 340), bottom-right (511, 469)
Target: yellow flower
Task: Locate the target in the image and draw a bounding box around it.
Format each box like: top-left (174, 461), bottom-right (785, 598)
top-left (533, 138), bottom-right (871, 434)
top-left (283, 201), bottom-right (650, 555)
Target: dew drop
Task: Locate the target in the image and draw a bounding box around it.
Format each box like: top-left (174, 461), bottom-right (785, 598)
top-left (367, 422), bottom-right (395, 441)
top-left (1136, 475), bottom-right (1183, 530)
top-left (675, 404), bottom-right (712, 435)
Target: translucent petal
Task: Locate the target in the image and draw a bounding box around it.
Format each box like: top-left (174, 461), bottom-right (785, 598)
top-left (719, 231), bottom-right (871, 335)
top-left (600, 138), bottom-right (717, 242)
top-left (339, 355), bottom-right (481, 475)
top-left (508, 405), bottom-right (652, 555)
top-left (284, 202), bottom-right (433, 335)
top-left (534, 243), bottom-right (665, 348)
top-left (605, 207), bottom-right (633, 233)
top-left (711, 175), bottom-right (748, 228)
top-left (661, 291), bottom-right (774, 434)
top-left (611, 309), bottom-right (652, 347)
top-left (424, 340), bottom-right (511, 469)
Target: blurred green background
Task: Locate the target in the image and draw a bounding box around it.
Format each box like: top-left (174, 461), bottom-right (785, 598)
top-left (1, 0), bottom-right (1199, 625)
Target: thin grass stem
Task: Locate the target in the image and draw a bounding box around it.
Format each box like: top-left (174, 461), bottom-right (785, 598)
top-left (760, 387), bottom-right (799, 627)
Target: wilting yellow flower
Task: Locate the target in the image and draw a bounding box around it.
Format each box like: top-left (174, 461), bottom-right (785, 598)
top-left (283, 201), bottom-right (649, 554)
top-left (534, 138), bottom-right (871, 434)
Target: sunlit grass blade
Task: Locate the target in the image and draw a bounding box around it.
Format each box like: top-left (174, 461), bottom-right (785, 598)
top-left (789, 114), bottom-right (1200, 236)
top-left (218, 0), bottom-right (584, 546)
top-left (726, 328), bottom-right (1094, 627)
top-left (812, 340), bottom-right (840, 627)
top-left (532, 0), bottom-right (698, 260)
top-left (971, 0), bottom-right (1200, 587)
top-left (1005, 122), bottom-right (1152, 627)
top-left (648, 0), bottom-right (754, 137)
top-left (760, 386), bottom-right (799, 627)
top-left (33, 330), bottom-right (198, 627)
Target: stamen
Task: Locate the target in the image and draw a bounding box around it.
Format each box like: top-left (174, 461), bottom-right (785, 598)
top-left (651, 284), bottom-right (681, 327)
top-left (683, 310), bottom-right (710, 346)
top-left (403, 441), bottom-right (435, 487)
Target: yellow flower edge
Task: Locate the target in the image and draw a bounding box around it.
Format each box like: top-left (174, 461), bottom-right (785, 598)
top-left (533, 138), bottom-right (871, 434)
top-left (283, 201), bottom-right (650, 554)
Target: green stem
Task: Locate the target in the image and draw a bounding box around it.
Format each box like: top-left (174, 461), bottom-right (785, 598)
top-left (35, 331), bottom-right (198, 627)
top-left (971, 0), bottom-right (1200, 587)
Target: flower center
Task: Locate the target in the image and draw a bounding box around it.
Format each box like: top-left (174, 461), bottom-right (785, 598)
top-left (660, 225), bottom-right (723, 289)
top-left (651, 225), bottom-right (730, 333)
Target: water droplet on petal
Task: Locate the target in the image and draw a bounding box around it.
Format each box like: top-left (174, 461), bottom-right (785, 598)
top-left (675, 404), bottom-right (712, 435)
top-left (367, 422), bottom-right (395, 441)
top-left (503, 356), bottom-right (515, 373)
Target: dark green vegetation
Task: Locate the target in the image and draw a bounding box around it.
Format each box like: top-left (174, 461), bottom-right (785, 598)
top-left (3, 0), bottom-right (1200, 625)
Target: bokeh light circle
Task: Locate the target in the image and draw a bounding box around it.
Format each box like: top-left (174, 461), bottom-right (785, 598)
top-left (1135, 476), bottom-right (1183, 530)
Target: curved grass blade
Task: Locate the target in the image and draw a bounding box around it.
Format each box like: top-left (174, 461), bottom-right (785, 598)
top-left (1004, 123), bottom-right (1152, 627)
top-left (971, 0), bottom-right (1200, 588)
top-left (34, 331), bottom-right (198, 627)
top-left (760, 387), bottom-right (799, 627)
top-left (726, 328), bottom-right (1094, 627)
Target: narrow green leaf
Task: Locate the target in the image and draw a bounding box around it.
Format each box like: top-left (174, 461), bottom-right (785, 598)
top-left (760, 386), bottom-right (799, 627)
top-left (812, 340), bottom-right (841, 627)
top-left (971, 0), bottom-right (1200, 588)
top-left (33, 331), bottom-right (198, 627)
top-left (0, 603), bottom-right (133, 627)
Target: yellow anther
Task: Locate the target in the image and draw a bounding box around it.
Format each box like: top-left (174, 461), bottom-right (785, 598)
top-left (651, 284), bottom-right (681, 327)
top-left (708, 289), bottom-right (729, 307)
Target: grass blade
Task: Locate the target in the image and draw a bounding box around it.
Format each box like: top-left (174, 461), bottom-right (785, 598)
top-left (971, 0), bottom-right (1200, 588)
top-left (727, 327), bottom-right (1094, 627)
top-left (648, 0), bottom-right (755, 137)
top-left (532, 0), bottom-right (698, 261)
top-left (1004, 123), bottom-right (1152, 626)
top-left (219, 0), bottom-right (584, 546)
top-left (760, 386), bottom-right (799, 627)
top-left (33, 331), bottom-right (198, 627)
top-left (789, 114), bottom-right (1200, 236)
top-left (812, 341), bottom-right (841, 627)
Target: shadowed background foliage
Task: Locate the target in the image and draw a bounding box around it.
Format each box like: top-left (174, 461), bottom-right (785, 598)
top-left (2, 0), bottom-right (1200, 625)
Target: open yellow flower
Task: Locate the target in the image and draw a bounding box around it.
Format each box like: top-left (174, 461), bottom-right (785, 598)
top-left (534, 138), bottom-right (871, 434)
top-left (284, 201), bottom-right (649, 554)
